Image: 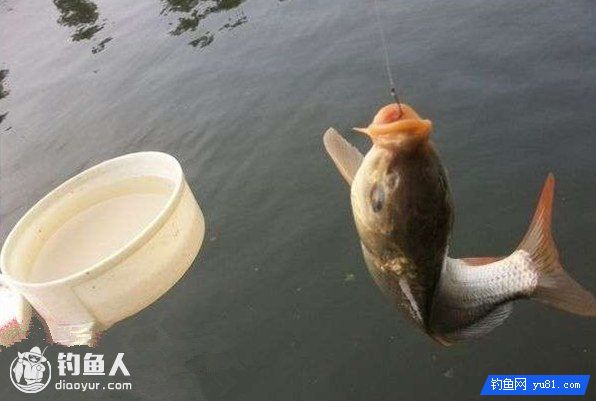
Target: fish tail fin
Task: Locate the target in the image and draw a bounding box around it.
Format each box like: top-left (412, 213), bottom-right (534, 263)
top-left (518, 173), bottom-right (596, 316)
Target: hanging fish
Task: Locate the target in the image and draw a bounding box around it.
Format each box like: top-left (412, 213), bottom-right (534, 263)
top-left (323, 103), bottom-right (596, 344)
top-left (13, 352), bottom-right (24, 383)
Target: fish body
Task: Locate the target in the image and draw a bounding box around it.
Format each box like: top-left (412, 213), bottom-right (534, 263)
top-left (324, 103), bottom-right (596, 344)
top-left (351, 131), bottom-right (452, 332)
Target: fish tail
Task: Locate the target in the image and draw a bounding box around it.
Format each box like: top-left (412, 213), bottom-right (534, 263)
top-left (518, 173), bottom-right (596, 316)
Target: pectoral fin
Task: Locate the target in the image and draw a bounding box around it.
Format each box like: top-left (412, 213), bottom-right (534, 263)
top-left (323, 128), bottom-right (363, 185)
top-left (361, 243), bottom-right (424, 328)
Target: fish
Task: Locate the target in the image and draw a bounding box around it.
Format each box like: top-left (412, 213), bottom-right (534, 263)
top-left (323, 103), bottom-right (596, 344)
top-left (13, 353), bottom-right (24, 382)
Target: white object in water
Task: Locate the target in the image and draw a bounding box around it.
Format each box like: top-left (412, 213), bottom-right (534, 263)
top-left (0, 152), bottom-right (205, 347)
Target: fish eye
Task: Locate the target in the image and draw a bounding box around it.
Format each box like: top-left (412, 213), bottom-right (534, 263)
top-left (370, 184), bottom-right (385, 213)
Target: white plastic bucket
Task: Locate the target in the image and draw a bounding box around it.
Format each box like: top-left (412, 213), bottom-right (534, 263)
top-left (0, 152), bottom-right (205, 346)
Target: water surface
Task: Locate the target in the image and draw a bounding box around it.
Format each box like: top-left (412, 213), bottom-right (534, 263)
top-left (1, 1), bottom-right (595, 400)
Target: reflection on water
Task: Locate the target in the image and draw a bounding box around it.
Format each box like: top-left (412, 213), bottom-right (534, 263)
top-left (92, 37), bottom-right (112, 54)
top-left (50, 0), bottom-right (249, 51)
top-left (161, 0), bottom-right (247, 48)
top-left (0, 69), bottom-right (8, 127)
top-left (219, 9), bottom-right (247, 31)
top-left (189, 33), bottom-right (214, 48)
top-left (0, 69), bottom-right (8, 100)
top-left (53, 0), bottom-right (111, 53)
top-left (53, 0), bottom-right (103, 41)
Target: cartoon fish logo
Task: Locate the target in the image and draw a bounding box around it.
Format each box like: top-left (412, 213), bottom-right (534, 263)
top-left (324, 103), bottom-right (596, 344)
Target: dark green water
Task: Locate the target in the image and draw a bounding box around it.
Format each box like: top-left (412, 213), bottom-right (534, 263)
top-left (1, 1), bottom-right (595, 400)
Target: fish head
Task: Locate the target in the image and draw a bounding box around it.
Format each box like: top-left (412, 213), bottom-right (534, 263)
top-left (351, 103), bottom-right (453, 327)
top-left (350, 143), bottom-right (405, 259)
top-left (351, 103), bottom-right (439, 258)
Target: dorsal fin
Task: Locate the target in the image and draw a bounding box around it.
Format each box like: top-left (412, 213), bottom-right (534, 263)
top-left (323, 128), bottom-right (363, 185)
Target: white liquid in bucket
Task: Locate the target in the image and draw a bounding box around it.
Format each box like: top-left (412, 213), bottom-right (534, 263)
top-left (28, 177), bottom-right (173, 283)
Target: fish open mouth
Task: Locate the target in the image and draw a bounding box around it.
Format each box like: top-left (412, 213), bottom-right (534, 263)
top-left (354, 103), bottom-right (432, 140)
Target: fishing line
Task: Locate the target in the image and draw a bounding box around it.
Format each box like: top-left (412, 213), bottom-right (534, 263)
top-left (372, 0), bottom-right (404, 118)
